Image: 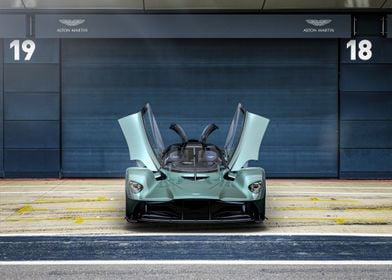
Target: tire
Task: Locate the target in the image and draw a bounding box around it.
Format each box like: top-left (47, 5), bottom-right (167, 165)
top-left (259, 195), bottom-right (266, 221)
top-left (259, 179), bottom-right (267, 221)
top-left (125, 193), bottom-right (138, 223)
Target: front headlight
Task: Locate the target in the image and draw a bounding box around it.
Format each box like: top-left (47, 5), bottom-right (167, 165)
top-left (248, 181), bottom-right (263, 194)
top-left (129, 180), bottom-right (143, 194)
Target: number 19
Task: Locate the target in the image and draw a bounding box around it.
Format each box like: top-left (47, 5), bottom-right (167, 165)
top-left (10, 39), bottom-right (36, 61)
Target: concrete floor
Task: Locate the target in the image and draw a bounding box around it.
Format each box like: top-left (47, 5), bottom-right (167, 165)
top-left (0, 179), bottom-right (391, 234)
top-left (2, 264), bottom-right (392, 280)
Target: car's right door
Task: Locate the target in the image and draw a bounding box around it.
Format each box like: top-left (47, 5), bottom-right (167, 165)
top-left (224, 103), bottom-right (270, 171)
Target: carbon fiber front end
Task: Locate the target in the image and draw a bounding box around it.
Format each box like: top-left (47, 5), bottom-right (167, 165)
top-left (126, 199), bottom-right (265, 223)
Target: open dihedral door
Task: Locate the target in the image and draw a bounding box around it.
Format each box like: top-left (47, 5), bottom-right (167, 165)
top-left (224, 103), bottom-right (270, 171)
top-left (118, 104), bottom-right (165, 172)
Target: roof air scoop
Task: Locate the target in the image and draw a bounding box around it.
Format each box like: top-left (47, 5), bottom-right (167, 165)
top-left (200, 123), bottom-right (219, 144)
top-left (170, 123), bottom-right (189, 143)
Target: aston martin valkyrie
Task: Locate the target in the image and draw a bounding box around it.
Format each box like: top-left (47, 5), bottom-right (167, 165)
top-left (118, 103), bottom-right (269, 223)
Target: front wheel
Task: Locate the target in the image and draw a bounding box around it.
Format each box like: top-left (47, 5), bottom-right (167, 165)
top-left (125, 194), bottom-right (140, 223)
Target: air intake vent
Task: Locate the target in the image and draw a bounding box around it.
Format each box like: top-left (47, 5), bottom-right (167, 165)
top-left (182, 176), bottom-right (209, 181)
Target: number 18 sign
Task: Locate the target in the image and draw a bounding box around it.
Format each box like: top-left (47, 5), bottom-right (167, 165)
top-left (346, 39), bottom-right (373, 61)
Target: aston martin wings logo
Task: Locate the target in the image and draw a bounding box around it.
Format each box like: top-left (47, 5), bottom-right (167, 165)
top-left (306, 19), bottom-right (332, 27)
top-left (59, 19), bottom-right (86, 27)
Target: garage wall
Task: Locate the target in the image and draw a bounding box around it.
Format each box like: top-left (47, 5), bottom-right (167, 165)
top-left (340, 37), bottom-right (392, 178)
top-left (0, 40), bottom-right (3, 177)
top-left (61, 39), bottom-right (338, 177)
top-left (3, 39), bottom-right (60, 177)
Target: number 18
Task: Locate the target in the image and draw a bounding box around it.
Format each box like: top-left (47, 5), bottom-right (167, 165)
top-left (346, 39), bottom-right (373, 61)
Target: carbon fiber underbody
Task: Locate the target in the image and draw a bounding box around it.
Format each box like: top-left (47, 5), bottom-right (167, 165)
top-left (127, 200), bottom-right (264, 223)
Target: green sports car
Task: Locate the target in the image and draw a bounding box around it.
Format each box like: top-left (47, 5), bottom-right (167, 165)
top-left (119, 103), bottom-right (269, 223)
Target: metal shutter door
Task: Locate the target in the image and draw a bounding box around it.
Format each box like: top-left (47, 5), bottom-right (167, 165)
top-left (61, 39), bottom-right (338, 177)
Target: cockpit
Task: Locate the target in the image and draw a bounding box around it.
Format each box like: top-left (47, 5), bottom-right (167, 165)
top-left (163, 140), bottom-right (224, 173)
top-left (119, 103), bottom-right (269, 175)
top-left (160, 121), bottom-right (225, 172)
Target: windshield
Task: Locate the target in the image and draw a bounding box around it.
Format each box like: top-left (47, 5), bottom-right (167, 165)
top-left (162, 142), bottom-right (225, 173)
top-left (224, 104), bottom-right (245, 162)
top-left (142, 103), bottom-right (165, 164)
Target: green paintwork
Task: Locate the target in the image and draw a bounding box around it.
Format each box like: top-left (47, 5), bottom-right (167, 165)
top-left (118, 112), bottom-right (161, 172)
top-left (229, 111), bottom-right (269, 171)
top-left (125, 167), bottom-right (265, 202)
top-left (119, 105), bottom-right (269, 173)
top-left (119, 104), bottom-right (269, 206)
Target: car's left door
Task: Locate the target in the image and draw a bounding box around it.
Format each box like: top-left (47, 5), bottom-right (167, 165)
top-left (118, 104), bottom-right (165, 172)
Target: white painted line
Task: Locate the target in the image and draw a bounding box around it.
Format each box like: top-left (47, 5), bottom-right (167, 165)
top-left (1, 233), bottom-right (392, 237)
top-left (2, 191), bottom-right (392, 196)
top-left (0, 191), bottom-right (121, 194)
top-left (268, 192), bottom-right (392, 196)
top-left (267, 186), bottom-right (392, 189)
top-left (0, 260), bottom-right (392, 266)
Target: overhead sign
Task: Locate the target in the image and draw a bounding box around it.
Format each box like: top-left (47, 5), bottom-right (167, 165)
top-left (0, 15), bottom-right (26, 38)
top-left (35, 14), bottom-right (351, 38)
top-left (341, 37), bottom-right (392, 63)
top-left (4, 39), bottom-right (59, 63)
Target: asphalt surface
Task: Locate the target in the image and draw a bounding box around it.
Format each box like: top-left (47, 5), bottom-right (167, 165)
top-left (1, 235), bottom-right (392, 261)
top-left (1, 264), bottom-right (392, 280)
top-left (1, 180), bottom-right (391, 279)
top-left (2, 179), bottom-right (392, 234)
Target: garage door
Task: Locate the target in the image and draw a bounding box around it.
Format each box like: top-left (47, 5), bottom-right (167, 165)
top-left (0, 40), bottom-right (3, 177)
top-left (61, 39), bottom-right (338, 177)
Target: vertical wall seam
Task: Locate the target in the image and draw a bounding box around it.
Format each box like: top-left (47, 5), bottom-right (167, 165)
top-left (1, 39), bottom-right (4, 177)
top-left (59, 39), bottom-right (62, 178)
top-left (337, 38), bottom-right (342, 179)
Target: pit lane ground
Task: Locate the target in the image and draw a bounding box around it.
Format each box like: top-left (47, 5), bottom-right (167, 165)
top-left (1, 179), bottom-right (391, 234)
top-left (1, 179), bottom-right (392, 279)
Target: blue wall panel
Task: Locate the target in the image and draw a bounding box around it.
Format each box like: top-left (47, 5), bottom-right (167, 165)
top-left (340, 149), bottom-right (392, 178)
top-left (0, 40), bottom-right (3, 177)
top-left (341, 93), bottom-right (392, 120)
top-left (5, 121), bottom-right (60, 149)
top-left (62, 39), bottom-right (338, 177)
top-left (3, 39), bottom-right (60, 177)
top-left (4, 93), bottom-right (59, 120)
top-left (4, 64), bottom-right (59, 92)
top-left (340, 121), bottom-right (392, 148)
top-left (62, 39), bottom-right (338, 65)
top-left (340, 36), bottom-right (392, 178)
top-left (4, 150), bottom-right (60, 177)
top-left (340, 65), bottom-right (392, 92)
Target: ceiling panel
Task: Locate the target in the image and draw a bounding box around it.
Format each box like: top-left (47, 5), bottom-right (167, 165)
top-left (264, 0), bottom-right (385, 9)
top-left (144, 0), bottom-right (264, 10)
top-left (0, 0), bottom-right (388, 11)
top-left (23, 0), bottom-right (143, 9)
top-left (0, 0), bottom-right (24, 8)
top-left (383, 0), bottom-right (392, 8)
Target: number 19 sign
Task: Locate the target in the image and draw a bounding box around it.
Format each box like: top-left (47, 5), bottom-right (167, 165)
top-left (9, 39), bottom-right (36, 61)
